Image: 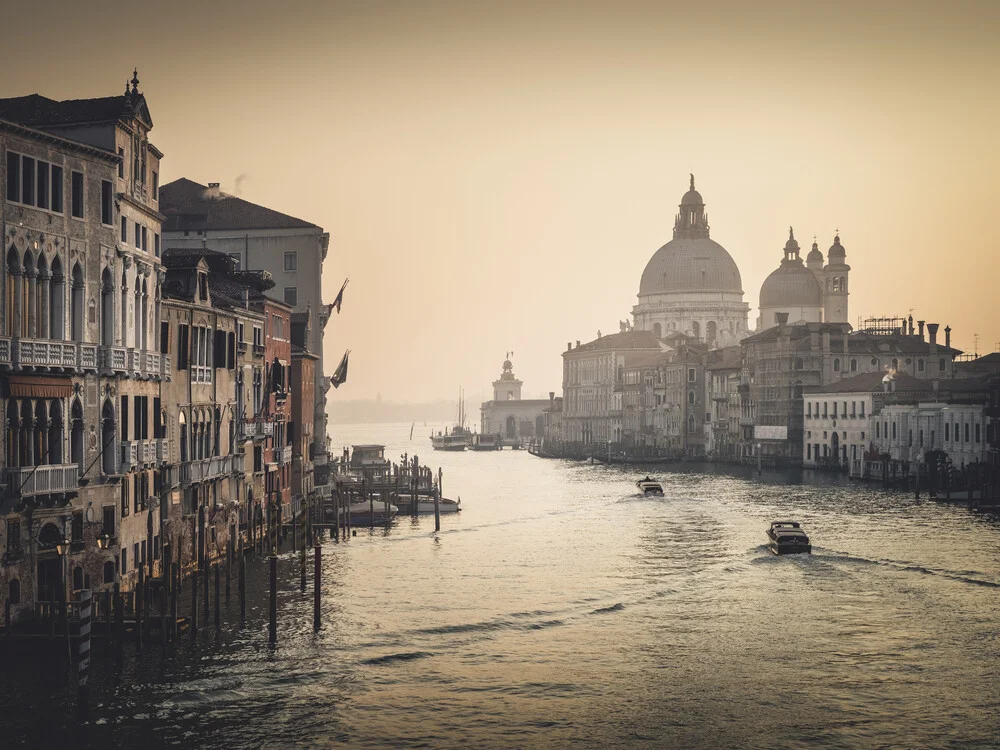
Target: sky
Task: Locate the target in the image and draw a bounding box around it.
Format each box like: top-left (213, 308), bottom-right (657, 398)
top-left (5, 0), bottom-right (1000, 403)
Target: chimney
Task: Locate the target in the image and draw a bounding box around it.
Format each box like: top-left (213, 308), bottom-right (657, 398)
top-left (822, 331), bottom-right (831, 352)
top-left (917, 320), bottom-right (925, 339)
top-left (775, 312), bottom-right (789, 328)
top-left (944, 325), bottom-right (951, 348)
top-left (567, 342), bottom-right (572, 351)
top-left (927, 323), bottom-right (939, 347)
top-left (908, 314), bottom-right (914, 335)
top-left (549, 391), bottom-right (555, 406)
top-left (576, 340), bottom-right (580, 348)
top-left (208, 182), bottom-right (220, 189)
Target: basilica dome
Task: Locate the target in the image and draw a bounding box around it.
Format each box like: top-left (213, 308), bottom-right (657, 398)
top-left (639, 237), bottom-right (743, 295)
top-left (759, 228), bottom-right (823, 308)
top-left (638, 176), bottom-right (743, 296)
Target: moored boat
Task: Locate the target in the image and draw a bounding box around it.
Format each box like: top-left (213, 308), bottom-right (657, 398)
top-left (469, 433), bottom-right (501, 451)
top-left (766, 521), bottom-right (812, 555)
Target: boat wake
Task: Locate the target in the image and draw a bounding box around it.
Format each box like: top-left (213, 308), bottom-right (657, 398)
top-left (817, 550), bottom-right (1000, 589)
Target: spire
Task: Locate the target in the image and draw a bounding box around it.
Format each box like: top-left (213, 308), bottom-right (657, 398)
top-left (124, 80), bottom-right (131, 98)
top-left (131, 68), bottom-right (140, 94)
top-left (788, 226), bottom-right (794, 242)
top-left (782, 226), bottom-right (801, 263)
top-left (675, 176), bottom-right (708, 238)
top-left (689, 173), bottom-right (695, 191)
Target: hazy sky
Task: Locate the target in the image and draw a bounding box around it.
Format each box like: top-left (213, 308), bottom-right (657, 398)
top-left (6, 0), bottom-right (999, 403)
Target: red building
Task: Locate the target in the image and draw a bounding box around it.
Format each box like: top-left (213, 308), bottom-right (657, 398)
top-left (258, 297), bottom-right (293, 526)
top-left (291, 311), bottom-right (318, 505)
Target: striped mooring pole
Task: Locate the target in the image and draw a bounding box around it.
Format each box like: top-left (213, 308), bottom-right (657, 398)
top-left (77, 589), bottom-right (92, 721)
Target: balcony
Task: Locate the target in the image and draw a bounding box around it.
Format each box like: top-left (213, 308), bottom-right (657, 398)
top-left (252, 343), bottom-right (265, 357)
top-left (157, 439), bottom-right (169, 463)
top-left (121, 441), bottom-right (138, 471)
top-left (100, 345), bottom-right (128, 375)
top-left (179, 454), bottom-right (244, 485)
top-left (278, 445), bottom-right (292, 465)
top-left (4, 463), bottom-right (80, 498)
top-left (237, 341), bottom-right (248, 354)
top-left (5, 339), bottom-right (99, 372)
top-left (240, 419), bottom-right (274, 440)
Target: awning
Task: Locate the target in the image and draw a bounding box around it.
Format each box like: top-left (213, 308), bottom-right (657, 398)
top-left (6, 375), bottom-right (74, 398)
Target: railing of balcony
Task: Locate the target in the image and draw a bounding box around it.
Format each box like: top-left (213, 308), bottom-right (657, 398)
top-left (179, 454), bottom-right (244, 485)
top-left (3, 464), bottom-right (80, 497)
top-left (279, 445), bottom-right (292, 465)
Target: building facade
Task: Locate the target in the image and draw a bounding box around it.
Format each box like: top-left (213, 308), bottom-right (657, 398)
top-left (479, 356), bottom-right (551, 442)
top-left (158, 178), bottom-right (332, 466)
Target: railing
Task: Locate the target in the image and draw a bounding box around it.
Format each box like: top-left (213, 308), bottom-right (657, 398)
top-left (79, 343), bottom-right (97, 370)
top-left (140, 439), bottom-right (158, 465)
top-left (121, 441), bottom-right (138, 470)
top-left (127, 348), bottom-right (142, 373)
top-left (279, 445), bottom-right (292, 465)
top-left (100, 345), bottom-right (127, 374)
top-left (4, 463), bottom-right (80, 498)
top-left (237, 341), bottom-right (248, 353)
top-left (0, 337), bottom-right (10, 365)
top-left (179, 454), bottom-right (243, 485)
top-left (252, 343), bottom-right (265, 356)
top-left (192, 365), bottom-right (212, 384)
top-left (240, 420), bottom-right (274, 439)
top-left (13, 339), bottom-right (79, 368)
top-left (160, 354), bottom-right (171, 381)
top-left (157, 439), bottom-right (169, 463)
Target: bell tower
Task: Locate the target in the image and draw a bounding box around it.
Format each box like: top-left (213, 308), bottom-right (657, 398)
top-left (823, 233), bottom-right (850, 323)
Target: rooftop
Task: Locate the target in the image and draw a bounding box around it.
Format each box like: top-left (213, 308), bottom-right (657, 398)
top-left (159, 178), bottom-right (318, 232)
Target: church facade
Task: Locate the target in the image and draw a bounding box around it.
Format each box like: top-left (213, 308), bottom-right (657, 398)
top-left (479, 356), bottom-right (551, 443)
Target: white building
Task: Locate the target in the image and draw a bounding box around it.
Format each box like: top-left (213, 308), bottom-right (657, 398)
top-left (159, 178), bottom-right (332, 459)
top-left (479, 356), bottom-right (552, 442)
top-left (631, 176), bottom-right (749, 347)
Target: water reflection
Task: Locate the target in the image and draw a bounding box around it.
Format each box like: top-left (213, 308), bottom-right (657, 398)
top-left (3, 423), bottom-right (999, 748)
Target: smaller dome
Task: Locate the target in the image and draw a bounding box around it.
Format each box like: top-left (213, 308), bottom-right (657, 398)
top-left (806, 240), bottom-right (824, 264)
top-left (681, 188), bottom-right (703, 206)
top-left (680, 173), bottom-right (703, 206)
top-left (760, 264), bottom-right (823, 308)
top-left (828, 233), bottom-right (846, 258)
top-left (784, 226), bottom-right (799, 253)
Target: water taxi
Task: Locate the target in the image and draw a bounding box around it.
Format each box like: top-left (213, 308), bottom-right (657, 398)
top-left (636, 477), bottom-right (664, 496)
top-left (766, 521), bottom-right (812, 555)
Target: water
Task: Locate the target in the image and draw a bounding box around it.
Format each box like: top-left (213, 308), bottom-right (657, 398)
top-left (4, 422), bottom-right (1000, 748)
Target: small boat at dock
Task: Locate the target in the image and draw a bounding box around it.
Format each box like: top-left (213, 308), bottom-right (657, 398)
top-left (469, 433), bottom-right (501, 451)
top-left (766, 521), bottom-right (812, 555)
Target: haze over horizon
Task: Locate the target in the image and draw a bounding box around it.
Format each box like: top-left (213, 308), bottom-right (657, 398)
top-left (6, 0), bottom-right (998, 402)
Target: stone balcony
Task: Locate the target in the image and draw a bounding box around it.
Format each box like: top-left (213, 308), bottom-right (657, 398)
top-left (3, 463), bottom-right (80, 499)
top-left (100, 346), bottom-right (170, 380)
top-left (120, 439), bottom-right (168, 471)
top-left (179, 453), bottom-right (245, 486)
top-left (278, 445), bottom-right (292, 465)
top-left (240, 419), bottom-right (274, 440)
top-left (0, 337), bottom-right (99, 372)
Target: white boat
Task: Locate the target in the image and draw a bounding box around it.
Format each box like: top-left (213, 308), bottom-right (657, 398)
top-left (766, 521), bottom-right (812, 555)
top-left (432, 388), bottom-right (473, 450)
top-left (636, 477), bottom-right (664, 496)
top-left (395, 492), bottom-right (462, 513)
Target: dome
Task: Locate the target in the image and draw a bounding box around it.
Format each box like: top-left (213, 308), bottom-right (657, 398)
top-left (806, 240), bottom-right (824, 264)
top-left (759, 263), bottom-right (823, 308)
top-left (681, 188), bottom-right (703, 206)
top-left (828, 233), bottom-right (846, 259)
top-left (639, 237), bottom-right (743, 295)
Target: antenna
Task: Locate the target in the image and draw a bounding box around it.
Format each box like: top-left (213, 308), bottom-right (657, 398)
top-left (973, 333), bottom-right (979, 357)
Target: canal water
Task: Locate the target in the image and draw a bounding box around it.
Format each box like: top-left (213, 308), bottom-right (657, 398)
top-left (3, 422), bottom-right (1000, 748)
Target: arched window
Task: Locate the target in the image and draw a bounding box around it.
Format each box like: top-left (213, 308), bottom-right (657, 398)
top-left (20, 400), bottom-right (33, 467)
top-left (687, 414), bottom-right (695, 433)
top-left (50, 256), bottom-right (65, 340)
top-left (71, 398), bottom-right (84, 468)
top-left (23, 251), bottom-right (36, 337)
top-left (891, 358), bottom-right (898, 371)
top-left (653, 322), bottom-right (662, 339)
top-left (706, 321), bottom-right (717, 344)
top-left (48, 400), bottom-right (63, 464)
top-left (688, 390), bottom-right (695, 405)
top-left (140, 277), bottom-right (148, 351)
top-left (70, 263), bottom-right (84, 342)
top-left (101, 400), bottom-right (117, 475)
top-left (6, 246), bottom-right (21, 337)
top-left (179, 410), bottom-right (188, 463)
top-left (8, 579), bottom-right (20, 605)
top-left (36, 254), bottom-right (49, 338)
top-left (72, 565), bottom-right (84, 591)
top-left (850, 358), bottom-right (857, 372)
top-left (101, 268), bottom-right (114, 346)
top-left (120, 269), bottom-right (129, 347)
top-left (833, 358), bottom-right (840, 372)
top-left (103, 561), bottom-right (115, 584)
top-left (133, 272), bottom-right (141, 350)
top-left (691, 321), bottom-right (700, 339)
top-left (34, 400), bottom-right (47, 466)
top-left (214, 407), bottom-right (221, 457)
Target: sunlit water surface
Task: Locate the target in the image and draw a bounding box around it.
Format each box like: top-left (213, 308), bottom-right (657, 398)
top-left (3, 423), bottom-right (1000, 748)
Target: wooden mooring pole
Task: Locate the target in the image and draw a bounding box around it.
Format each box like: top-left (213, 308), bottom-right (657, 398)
top-left (435, 467), bottom-right (442, 532)
top-left (76, 589), bottom-right (91, 722)
top-left (268, 554), bottom-right (277, 645)
top-left (214, 564), bottom-right (221, 633)
top-left (136, 567), bottom-right (144, 651)
top-left (313, 543), bottom-right (321, 631)
top-left (239, 545), bottom-right (246, 623)
top-left (191, 569), bottom-right (199, 639)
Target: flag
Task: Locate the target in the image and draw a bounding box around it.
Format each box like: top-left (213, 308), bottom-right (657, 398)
top-left (332, 278), bottom-right (349, 314)
top-left (331, 350), bottom-right (350, 388)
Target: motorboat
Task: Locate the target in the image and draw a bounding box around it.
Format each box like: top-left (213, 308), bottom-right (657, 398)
top-left (394, 492), bottom-right (462, 514)
top-left (432, 387), bottom-right (473, 450)
top-left (766, 521), bottom-right (812, 555)
top-left (635, 477), bottom-right (664, 496)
